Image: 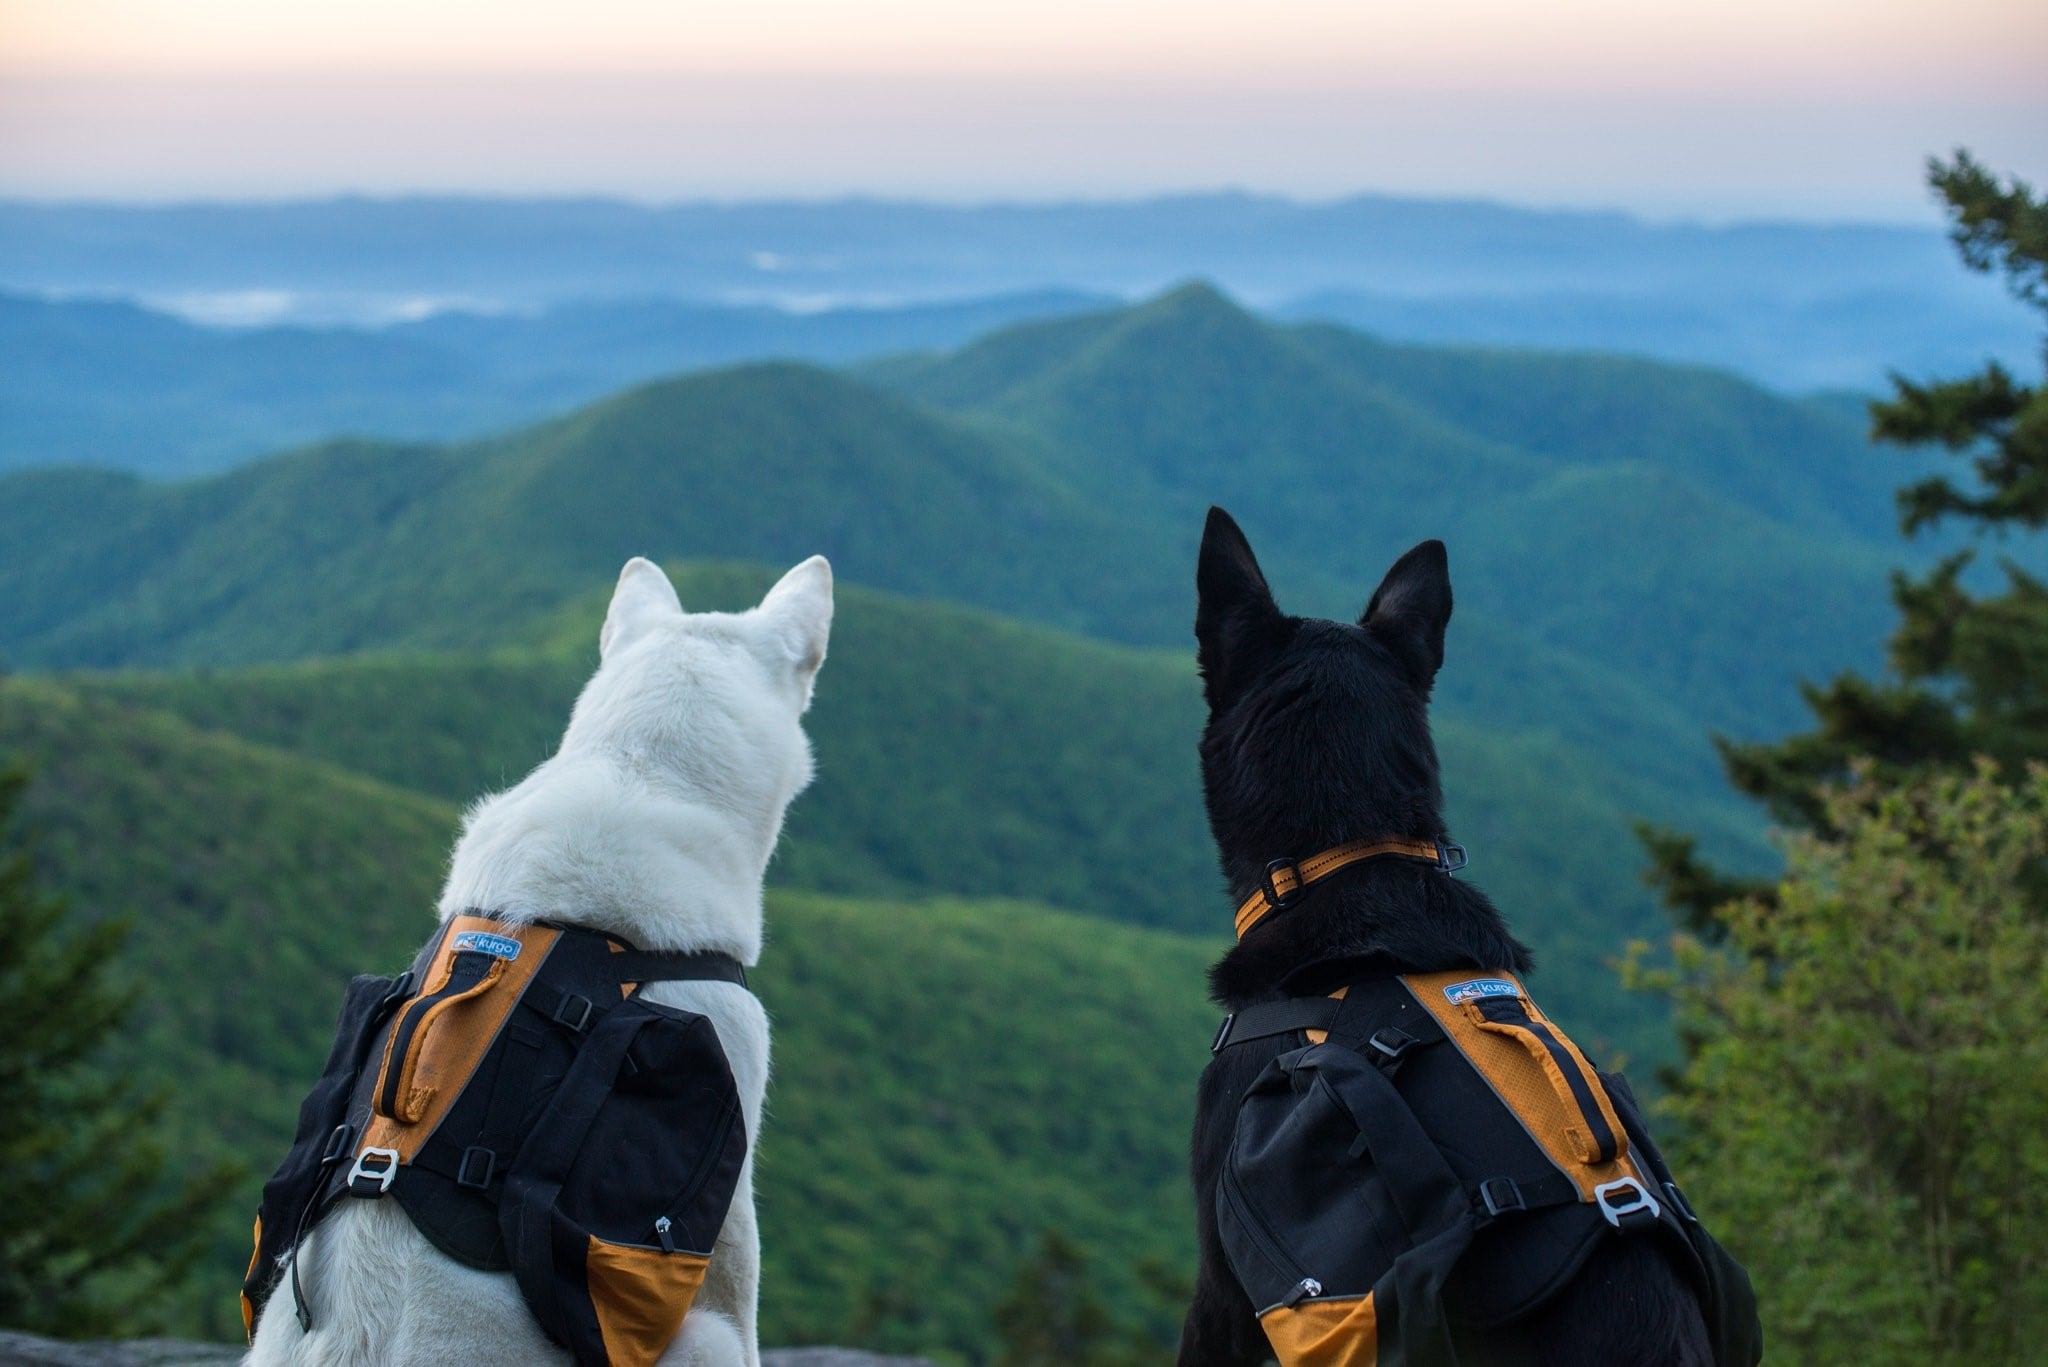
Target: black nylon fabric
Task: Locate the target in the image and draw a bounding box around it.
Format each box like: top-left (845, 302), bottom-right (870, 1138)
top-left (1215, 976), bottom-right (1761, 1366)
top-left (501, 996), bottom-right (746, 1364)
top-left (243, 917), bottom-right (748, 1365)
top-left (242, 970), bottom-right (410, 1324)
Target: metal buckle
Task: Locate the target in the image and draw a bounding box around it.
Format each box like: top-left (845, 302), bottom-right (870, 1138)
top-left (1436, 842), bottom-right (1469, 874)
top-left (552, 992), bottom-right (594, 1032)
top-left (1479, 1176), bottom-right (1526, 1218)
top-left (1367, 1026), bottom-right (1417, 1063)
top-left (345, 1146), bottom-right (401, 1197)
top-left (456, 1146), bottom-right (497, 1190)
top-left (1592, 1176), bottom-right (1662, 1228)
top-left (1261, 858), bottom-right (1304, 911)
top-left (1211, 1014), bottom-right (1237, 1054)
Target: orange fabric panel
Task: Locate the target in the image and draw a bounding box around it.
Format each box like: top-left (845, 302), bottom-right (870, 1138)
top-left (585, 1237), bottom-right (711, 1366)
top-left (360, 916), bottom-right (560, 1160)
top-left (1402, 970), bottom-right (1640, 1200)
top-left (1260, 1292), bottom-right (1379, 1367)
top-left (241, 1214), bottom-right (261, 1340)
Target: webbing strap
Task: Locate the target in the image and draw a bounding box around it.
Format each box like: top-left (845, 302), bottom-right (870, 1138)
top-left (1212, 998), bottom-right (1345, 1051)
top-left (608, 949), bottom-right (749, 988)
top-left (1213, 994), bottom-right (1449, 1056)
top-left (1236, 838), bottom-right (1462, 938)
top-left (1473, 995), bottom-right (1621, 1165)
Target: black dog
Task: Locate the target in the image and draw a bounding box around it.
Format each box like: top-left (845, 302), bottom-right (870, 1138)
top-left (1177, 508), bottom-right (1714, 1366)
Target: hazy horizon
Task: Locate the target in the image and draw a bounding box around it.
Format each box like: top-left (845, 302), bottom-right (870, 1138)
top-left (4, 0), bottom-right (2043, 222)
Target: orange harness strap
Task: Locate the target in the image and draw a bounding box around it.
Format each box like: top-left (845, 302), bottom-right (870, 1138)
top-left (1234, 838), bottom-right (1464, 939)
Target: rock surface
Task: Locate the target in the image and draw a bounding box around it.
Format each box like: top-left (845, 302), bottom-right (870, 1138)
top-left (0, 1332), bottom-right (933, 1367)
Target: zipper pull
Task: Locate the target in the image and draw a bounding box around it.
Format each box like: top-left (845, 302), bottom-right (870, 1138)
top-left (654, 1215), bottom-right (676, 1254)
top-left (1281, 1277), bottom-right (1322, 1306)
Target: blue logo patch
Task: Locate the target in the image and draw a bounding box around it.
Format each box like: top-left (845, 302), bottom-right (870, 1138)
top-left (453, 930), bottom-right (523, 961)
top-left (1442, 977), bottom-right (1519, 1004)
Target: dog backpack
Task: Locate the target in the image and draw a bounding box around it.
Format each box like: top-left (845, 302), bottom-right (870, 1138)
top-left (242, 914), bottom-right (751, 1367)
top-left (1209, 970), bottom-right (1762, 1367)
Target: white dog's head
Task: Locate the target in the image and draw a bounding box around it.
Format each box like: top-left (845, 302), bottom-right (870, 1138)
top-left (564, 556), bottom-right (833, 827)
top-left (440, 555), bottom-right (833, 948)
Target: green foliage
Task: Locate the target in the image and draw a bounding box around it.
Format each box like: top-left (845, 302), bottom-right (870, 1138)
top-left (990, 1231), bottom-right (1186, 1366)
top-left (1627, 764), bottom-right (2048, 1362)
top-left (0, 762), bottom-right (236, 1336)
top-left (1648, 153), bottom-right (2048, 931)
top-left (0, 679), bottom-right (1218, 1358)
top-left (69, 566), bottom-right (1754, 1057)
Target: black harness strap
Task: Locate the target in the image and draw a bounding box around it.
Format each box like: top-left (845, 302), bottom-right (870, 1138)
top-left (608, 948), bottom-right (750, 988)
top-left (1213, 993), bottom-right (1450, 1057)
top-left (1287, 1043), bottom-right (1475, 1366)
top-left (1213, 998), bottom-right (1345, 1052)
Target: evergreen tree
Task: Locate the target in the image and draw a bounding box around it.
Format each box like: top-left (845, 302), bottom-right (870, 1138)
top-left (1629, 763), bottom-right (2048, 1361)
top-left (0, 763), bottom-right (234, 1336)
top-left (1644, 152), bottom-right (2048, 927)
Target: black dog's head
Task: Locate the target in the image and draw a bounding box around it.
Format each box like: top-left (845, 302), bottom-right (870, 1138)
top-left (1196, 506), bottom-right (1450, 884)
top-left (1196, 507), bottom-right (1525, 999)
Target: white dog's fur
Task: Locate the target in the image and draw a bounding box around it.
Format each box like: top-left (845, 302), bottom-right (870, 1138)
top-left (247, 555), bottom-right (833, 1367)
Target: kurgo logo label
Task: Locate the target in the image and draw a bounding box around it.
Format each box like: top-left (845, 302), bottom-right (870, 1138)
top-left (1442, 977), bottom-right (1519, 1004)
top-left (453, 930), bottom-right (523, 960)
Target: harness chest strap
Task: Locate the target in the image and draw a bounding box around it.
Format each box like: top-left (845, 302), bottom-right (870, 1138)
top-left (1235, 837), bottom-right (1467, 938)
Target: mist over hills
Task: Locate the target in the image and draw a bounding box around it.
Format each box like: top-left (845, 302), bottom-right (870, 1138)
top-left (0, 192), bottom-right (2032, 405)
top-left (0, 287), bottom-right (1105, 474)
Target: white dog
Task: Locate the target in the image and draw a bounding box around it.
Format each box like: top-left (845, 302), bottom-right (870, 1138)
top-left (248, 554), bottom-right (832, 1367)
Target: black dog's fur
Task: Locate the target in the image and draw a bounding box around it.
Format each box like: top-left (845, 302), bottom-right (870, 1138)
top-left (1177, 508), bottom-right (1711, 1367)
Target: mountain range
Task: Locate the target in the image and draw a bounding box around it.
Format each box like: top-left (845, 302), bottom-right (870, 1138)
top-left (1, 192), bottom-right (2033, 407)
top-left (0, 283), bottom-right (1933, 1354)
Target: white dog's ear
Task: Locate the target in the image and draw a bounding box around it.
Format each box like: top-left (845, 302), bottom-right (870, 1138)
top-left (600, 557), bottom-right (683, 659)
top-left (754, 555), bottom-right (833, 706)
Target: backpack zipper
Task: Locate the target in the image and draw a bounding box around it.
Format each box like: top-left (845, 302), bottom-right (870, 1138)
top-left (1219, 1159), bottom-right (1315, 1294)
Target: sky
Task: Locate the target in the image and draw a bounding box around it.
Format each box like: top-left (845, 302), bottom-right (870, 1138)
top-left (2, 0), bottom-right (2043, 220)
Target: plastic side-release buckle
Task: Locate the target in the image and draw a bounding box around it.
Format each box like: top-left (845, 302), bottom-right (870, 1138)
top-left (345, 1146), bottom-right (401, 1198)
top-left (1593, 1175), bottom-right (1662, 1229)
top-left (1662, 1180), bottom-right (1699, 1223)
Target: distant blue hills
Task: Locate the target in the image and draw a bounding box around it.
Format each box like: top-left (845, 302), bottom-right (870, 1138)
top-left (0, 194), bottom-right (2033, 449)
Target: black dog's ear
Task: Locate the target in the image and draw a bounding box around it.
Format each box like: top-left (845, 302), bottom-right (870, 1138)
top-left (1363, 540), bottom-right (1452, 688)
top-left (1196, 507), bottom-right (1287, 707)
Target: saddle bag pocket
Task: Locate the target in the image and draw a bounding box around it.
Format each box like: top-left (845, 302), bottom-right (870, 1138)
top-left (1219, 1047), bottom-right (1413, 1320)
top-left (243, 970), bottom-right (410, 1336)
top-left (500, 997), bottom-right (747, 1367)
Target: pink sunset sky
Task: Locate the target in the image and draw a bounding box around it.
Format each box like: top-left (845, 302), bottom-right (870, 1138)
top-left (2, 0), bottom-right (2043, 219)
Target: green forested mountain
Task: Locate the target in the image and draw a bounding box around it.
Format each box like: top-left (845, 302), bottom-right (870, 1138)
top-left (0, 678), bottom-right (1214, 1359)
top-left (3, 286), bottom-right (1906, 738)
top-left (869, 284), bottom-right (1903, 730)
top-left (0, 286), bottom-right (1908, 1354)
top-left (69, 566), bottom-right (1755, 1038)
